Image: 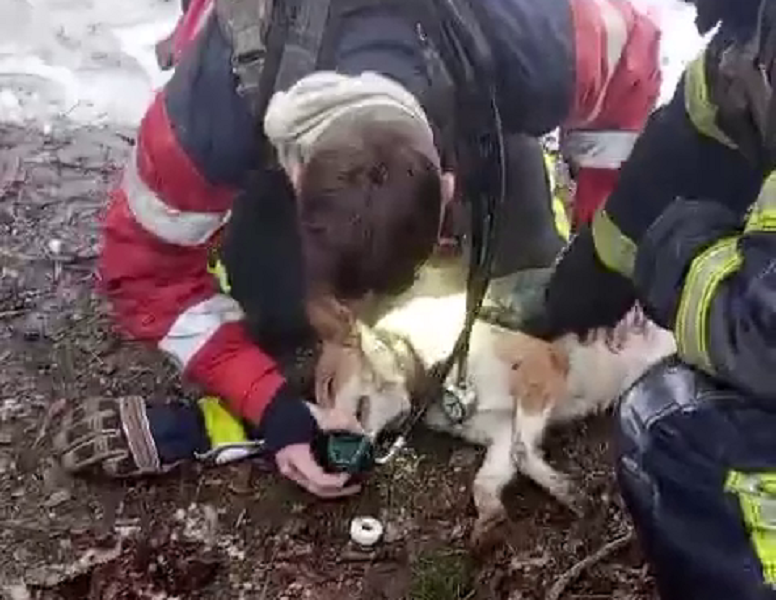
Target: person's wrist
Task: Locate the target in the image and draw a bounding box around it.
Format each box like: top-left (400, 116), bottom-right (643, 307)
top-left (257, 384), bottom-right (319, 455)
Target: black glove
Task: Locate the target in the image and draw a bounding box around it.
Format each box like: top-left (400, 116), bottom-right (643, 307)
top-left (52, 397), bottom-right (210, 478)
top-left (536, 226), bottom-right (637, 339)
top-left (633, 198), bottom-right (742, 330)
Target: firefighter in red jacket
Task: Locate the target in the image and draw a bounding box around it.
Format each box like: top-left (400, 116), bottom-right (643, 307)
top-left (52, 0), bottom-right (661, 498)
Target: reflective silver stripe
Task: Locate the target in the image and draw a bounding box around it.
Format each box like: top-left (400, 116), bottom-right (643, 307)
top-left (122, 146), bottom-right (230, 247)
top-left (675, 237), bottom-right (741, 374)
top-left (159, 295), bottom-right (245, 370)
top-left (563, 130), bottom-right (639, 169)
top-left (118, 395), bottom-right (162, 473)
top-left (580, 0), bottom-right (629, 125)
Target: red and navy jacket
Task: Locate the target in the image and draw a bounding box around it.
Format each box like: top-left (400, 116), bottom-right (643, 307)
top-left (100, 0), bottom-right (661, 426)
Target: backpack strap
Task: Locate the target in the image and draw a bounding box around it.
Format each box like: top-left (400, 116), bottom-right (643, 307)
top-left (214, 0), bottom-right (333, 121)
top-left (213, 0), bottom-right (276, 118)
top-left (274, 0), bottom-right (334, 94)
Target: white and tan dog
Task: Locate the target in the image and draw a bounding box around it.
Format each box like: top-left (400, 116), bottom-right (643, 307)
top-left (317, 262), bottom-right (676, 545)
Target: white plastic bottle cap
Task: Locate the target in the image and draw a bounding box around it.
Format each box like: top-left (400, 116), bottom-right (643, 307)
top-left (349, 516), bottom-right (384, 547)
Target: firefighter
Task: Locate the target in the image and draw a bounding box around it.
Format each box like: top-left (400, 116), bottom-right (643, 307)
top-left (530, 0), bottom-right (776, 596)
top-left (51, 0), bottom-right (661, 499)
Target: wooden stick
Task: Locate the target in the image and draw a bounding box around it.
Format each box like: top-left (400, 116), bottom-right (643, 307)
top-left (545, 530), bottom-right (634, 600)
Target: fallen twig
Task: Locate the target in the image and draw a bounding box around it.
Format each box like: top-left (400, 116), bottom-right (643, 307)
top-left (258, 542), bottom-right (280, 600)
top-left (234, 508), bottom-right (247, 530)
top-left (0, 246), bottom-right (96, 265)
top-left (544, 530), bottom-right (634, 600)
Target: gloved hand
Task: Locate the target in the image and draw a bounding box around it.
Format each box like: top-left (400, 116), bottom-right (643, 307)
top-left (256, 384), bottom-right (365, 498)
top-left (52, 389), bottom-right (368, 497)
top-left (633, 198), bottom-right (742, 330)
top-left (536, 226), bottom-right (637, 339)
top-left (51, 396), bottom-right (210, 478)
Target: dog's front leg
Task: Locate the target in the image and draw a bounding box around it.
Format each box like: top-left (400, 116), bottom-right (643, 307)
top-left (470, 417), bottom-right (515, 550)
top-left (512, 404), bottom-right (582, 515)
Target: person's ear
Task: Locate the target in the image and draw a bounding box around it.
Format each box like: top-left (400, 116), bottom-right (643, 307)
top-left (441, 172), bottom-right (455, 208)
top-left (436, 171), bottom-right (457, 243)
top-left (288, 160), bottom-right (303, 193)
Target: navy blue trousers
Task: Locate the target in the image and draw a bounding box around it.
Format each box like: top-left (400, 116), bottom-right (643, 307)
top-left (616, 356), bottom-right (776, 600)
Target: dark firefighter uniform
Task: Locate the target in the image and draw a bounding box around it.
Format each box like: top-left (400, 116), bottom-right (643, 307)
top-left (538, 0), bottom-right (776, 597)
top-left (50, 0), bottom-right (660, 478)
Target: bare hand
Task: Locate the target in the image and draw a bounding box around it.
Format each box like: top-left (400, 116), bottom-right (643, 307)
top-left (276, 443), bottom-right (361, 498)
top-left (275, 404), bottom-right (365, 499)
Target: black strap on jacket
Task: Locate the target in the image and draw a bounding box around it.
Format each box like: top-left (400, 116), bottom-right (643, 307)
top-left (390, 0), bottom-right (507, 441)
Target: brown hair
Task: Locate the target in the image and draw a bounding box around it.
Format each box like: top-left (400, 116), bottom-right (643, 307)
top-left (298, 121), bottom-right (443, 303)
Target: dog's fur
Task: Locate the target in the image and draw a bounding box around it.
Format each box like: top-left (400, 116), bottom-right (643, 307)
top-left (322, 262), bottom-right (677, 546)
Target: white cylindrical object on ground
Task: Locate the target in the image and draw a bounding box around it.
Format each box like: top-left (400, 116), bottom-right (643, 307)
top-left (349, 516), bottom-right (384, 547)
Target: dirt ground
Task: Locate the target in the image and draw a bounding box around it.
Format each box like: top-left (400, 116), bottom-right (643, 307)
top-left (0, 121), bottom-right (658, 600)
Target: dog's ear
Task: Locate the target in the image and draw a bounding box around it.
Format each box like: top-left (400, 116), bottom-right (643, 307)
top-left (493, 329), bottom-right (533, 366)
top-left (548, 342), bottom-right (570, 376)
top-left (306, 295), bottom-right (358, 346)
top-left (494, 329), bottom-right (568, 412)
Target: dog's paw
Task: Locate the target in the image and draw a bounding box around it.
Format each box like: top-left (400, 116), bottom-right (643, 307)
top-left (469, 508), bottom-right (508, 554)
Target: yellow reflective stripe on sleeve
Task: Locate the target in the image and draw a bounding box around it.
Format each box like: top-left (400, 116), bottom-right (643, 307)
top-left (684, 53), bottom-right (737, 149)
top-left (552, 196), bottom-right (571, 241)
top-left (725, 470), bottom-right (776, 585)
top-left (198, 395), bottom-right (248, 447)
top-left (544, 151), bottom-right (556, 191)
top-left (544, 151), bottom-right (571, 241)
top-left (207, 257), bottom-right (232, 294)
top-left (675, 237), bottom-right (742, 374)
top-left (746, 172), bottom-right (776, 233)
top-left (591, 208), bottom-right (637, 278)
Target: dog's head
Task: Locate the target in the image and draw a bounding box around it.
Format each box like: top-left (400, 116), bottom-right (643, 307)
top-left (315, 322), bottom-right (422, 439)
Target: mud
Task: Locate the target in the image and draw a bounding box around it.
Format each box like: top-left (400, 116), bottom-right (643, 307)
top-left (0, 121), bottom-right (656, 600)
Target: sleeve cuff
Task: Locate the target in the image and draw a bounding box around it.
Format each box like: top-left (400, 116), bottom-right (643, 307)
top-left (256, 384), bottom-right (318, 454)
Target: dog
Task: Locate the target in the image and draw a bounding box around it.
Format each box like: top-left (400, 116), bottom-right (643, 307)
top-left (319, 262), bottom-right (677, 546)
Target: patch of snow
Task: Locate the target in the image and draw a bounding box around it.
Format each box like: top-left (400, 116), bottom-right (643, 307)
top-left (0, 0), bottom-right (178, 127)
top-left (642, 0), bottom-right (713, 106)
top-left (0, 0), bottom-right (708, 128)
